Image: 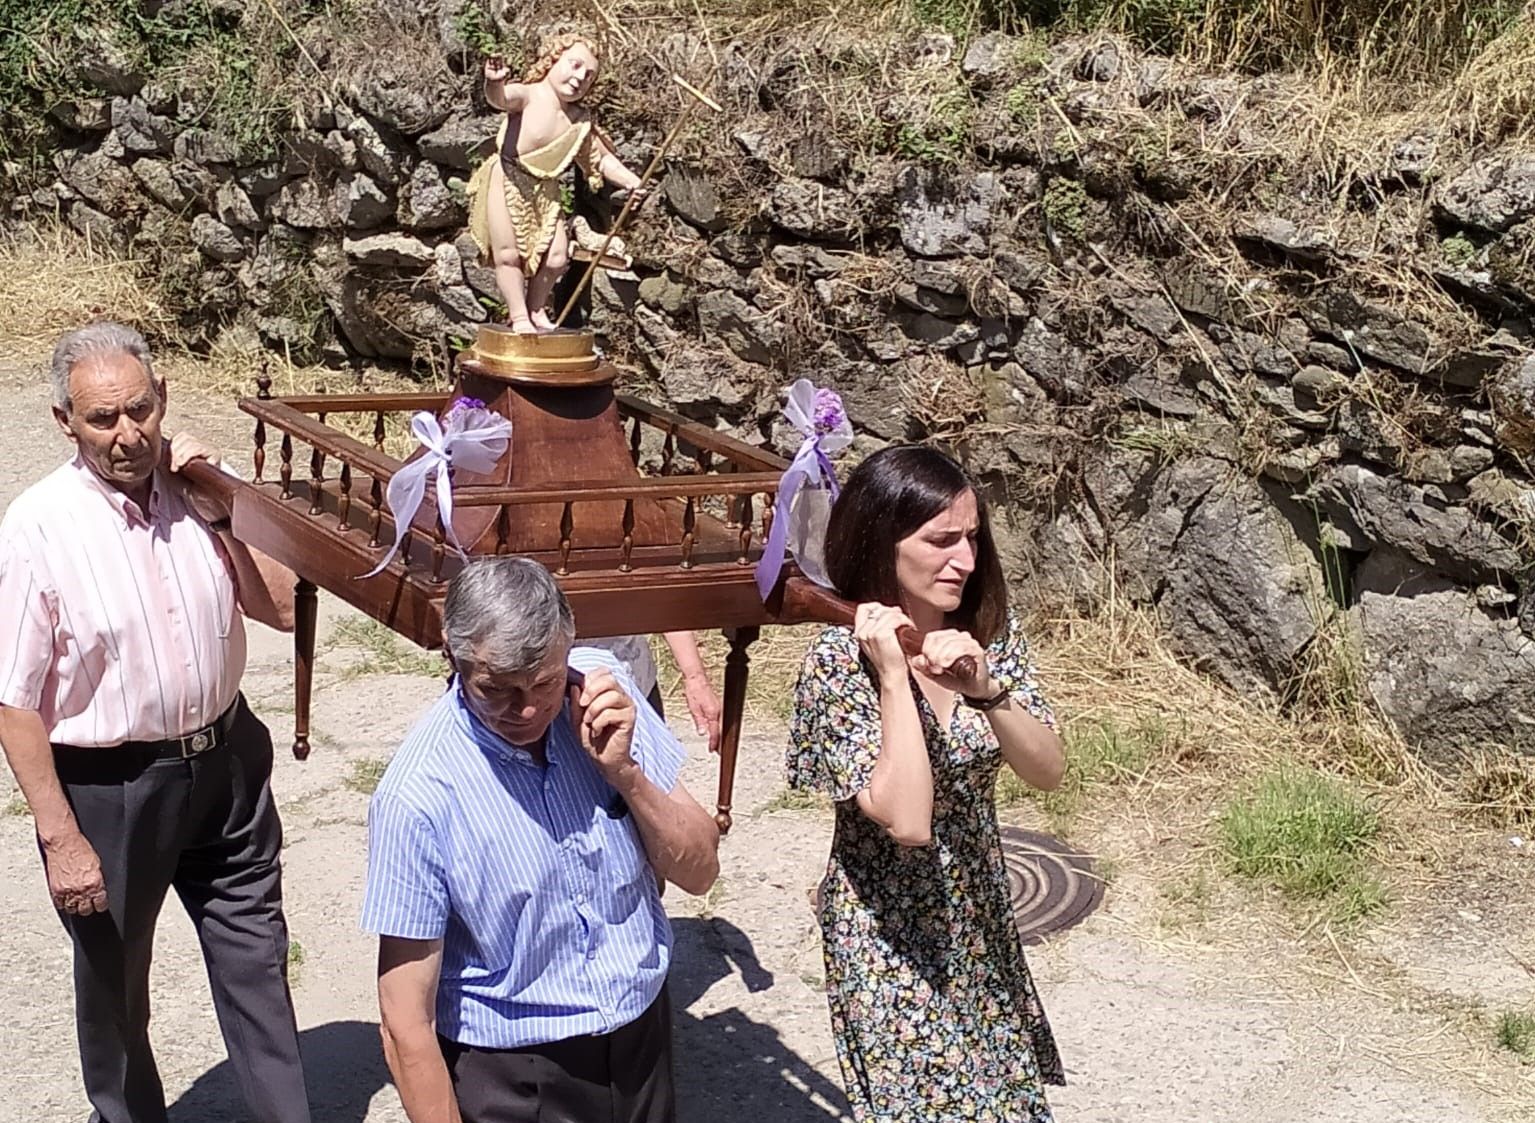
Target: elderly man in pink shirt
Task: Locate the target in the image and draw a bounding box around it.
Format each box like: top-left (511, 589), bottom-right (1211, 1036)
top-left (0, 322), bottom-right (311, 1123)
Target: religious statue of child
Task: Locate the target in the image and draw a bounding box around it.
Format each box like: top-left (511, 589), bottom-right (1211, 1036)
top-left (466, 29), bottom-right (647, 334)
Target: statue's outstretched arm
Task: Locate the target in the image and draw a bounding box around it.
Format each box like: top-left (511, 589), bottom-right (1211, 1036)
top-left (483, 57), bottom-right (530, 113)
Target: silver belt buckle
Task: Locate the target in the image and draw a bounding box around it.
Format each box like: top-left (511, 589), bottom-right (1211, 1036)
top-left (183, 729), bottom-right (213, 758)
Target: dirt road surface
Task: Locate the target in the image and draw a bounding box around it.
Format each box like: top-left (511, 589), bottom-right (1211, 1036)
top-left (0, 358), bottom-right (1527, 1122)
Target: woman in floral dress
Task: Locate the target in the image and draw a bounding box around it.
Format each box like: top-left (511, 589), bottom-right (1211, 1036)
top-left (788, 445), bottom-right (1068, 1122)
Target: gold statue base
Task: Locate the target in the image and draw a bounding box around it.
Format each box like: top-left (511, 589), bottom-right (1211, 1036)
top-left (469, 324), bottom-right (609, 383)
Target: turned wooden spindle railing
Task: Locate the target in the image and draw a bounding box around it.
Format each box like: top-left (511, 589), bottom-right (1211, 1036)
top-left (336, 463), bottom-right (352, 530)
top-left (237, 390), bottom-right (796, 590)
top-left (680, 498), bottom-right (696, 569)
top-left (308, 441), bottom-right (326, 517)
top-left (430, 513), bottom-right (448, 583)
top-left (660, 426), bottom-right (676, 476)
top-left (494, 506), bottom-right (511, 555)
top-left (619, 500), bottom-right (636, 572)
top-left (367, 477), bottom-right (384, 547)
top-left (253, 369), bottom-right (271, 482)
top-left (736, 493), bottom-right (754, 564)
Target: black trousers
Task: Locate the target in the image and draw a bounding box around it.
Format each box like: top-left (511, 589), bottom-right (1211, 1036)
top-left (441, 987), bottom-right (675, 1123)
top-left (51, 696), bottom-right (310, 1123)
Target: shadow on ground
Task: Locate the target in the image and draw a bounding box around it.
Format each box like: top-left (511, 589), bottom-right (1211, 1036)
top-left (672, 916), bottom-right (849, 1122)
top-left (169, 1019), bottom-right (391, 1123)
top-left (168, 918), bottom-right (847, 1122)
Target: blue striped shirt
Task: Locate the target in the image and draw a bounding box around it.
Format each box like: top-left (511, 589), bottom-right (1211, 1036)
top-left (359, 647), bottom-right (685, 1048)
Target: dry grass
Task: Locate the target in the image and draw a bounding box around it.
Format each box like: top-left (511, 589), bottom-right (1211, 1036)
top-left (900, 354), bottom-right (994, 442)
top-left (1435, 15), bottom-right (1535, 146)
top-left (0, 226), bottom-right (179, 357)
top-left (0, 226), bottom-right (434, 460)
top-left (1455, 749), bottom-right (1535, 831)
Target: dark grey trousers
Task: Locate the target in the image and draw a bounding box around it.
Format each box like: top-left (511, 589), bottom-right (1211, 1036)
top-left (51, 696), bottom-right (310, 1123)
top-left (440, 986), bottom-right (674, 1123)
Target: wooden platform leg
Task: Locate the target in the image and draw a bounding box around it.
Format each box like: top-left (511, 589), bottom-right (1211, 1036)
top-left (715, 625), bottom-right (759, 835)
top-left (292, 577), bottom-right (317, 761)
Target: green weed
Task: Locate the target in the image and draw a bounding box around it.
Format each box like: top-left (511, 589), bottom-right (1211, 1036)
top-left (326, 616), bottom-right (446, 679)
top-left (1441, 232), bottom-right (1480, 269)
top-left (1005, 80), bottom-right (1042, 127)
top-left (1495, 1010), bottom-right (1535, 1060)
top-left (1219, 767), bottom-right (1385, 922)
top-left (758, 787), bottom-right (831, 814)
top-left (1042, 177), bottom-right (1088, 240)
top-left (998, 712), bottom-right (1172, 827)
top-left (345, 756), bottom-right (389, 796)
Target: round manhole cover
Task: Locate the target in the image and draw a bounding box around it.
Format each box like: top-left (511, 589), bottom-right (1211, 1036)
top-left (1000, 826), bottom-right (1103, 944)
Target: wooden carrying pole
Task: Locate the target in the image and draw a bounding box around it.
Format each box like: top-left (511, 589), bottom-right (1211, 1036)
top-left (777, 577), bottom-right (978, 680)
top-left (554, 74), bottom-right (722, 328)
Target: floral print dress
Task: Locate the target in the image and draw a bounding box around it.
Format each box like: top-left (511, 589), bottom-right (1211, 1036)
top-left (788, 614), bottom-right (1065, 1122)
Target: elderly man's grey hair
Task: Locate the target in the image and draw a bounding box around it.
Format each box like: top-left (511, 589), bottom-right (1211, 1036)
top-left (50, 321), bottom-right (158, 411)
top-left (442, 556), bottom-right (575, 674)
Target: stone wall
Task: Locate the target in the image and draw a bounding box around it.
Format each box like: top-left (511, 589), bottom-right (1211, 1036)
top-left (7, 14), bottom-right (1534, 759)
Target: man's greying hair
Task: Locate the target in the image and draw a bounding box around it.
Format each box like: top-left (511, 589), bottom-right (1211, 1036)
top-left (442, 556), bottom-right (575, 674)
top-left (50, 321), bottom-right (157, 411)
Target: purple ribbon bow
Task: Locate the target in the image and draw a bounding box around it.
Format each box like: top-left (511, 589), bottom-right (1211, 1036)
top-left (754, 379), bottom-right (853, 600)
top-left (360, 398), bottom-right (512, 579)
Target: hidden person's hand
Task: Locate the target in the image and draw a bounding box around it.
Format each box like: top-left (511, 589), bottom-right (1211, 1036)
top-left (681, 670), bottom-right (722, 753)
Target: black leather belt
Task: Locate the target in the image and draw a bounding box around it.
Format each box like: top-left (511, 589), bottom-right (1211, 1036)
top-left (126, 697), bottom-right (242, 760)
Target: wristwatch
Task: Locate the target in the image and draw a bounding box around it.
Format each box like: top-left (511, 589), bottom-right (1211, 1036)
top-left (959, 686), bottom-right (1010, 712)
top-left (206, 516), bottom-right (232, 535)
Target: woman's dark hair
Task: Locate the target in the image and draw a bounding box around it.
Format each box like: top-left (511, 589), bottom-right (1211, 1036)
top-left (823, 445), bottom-right (1007, 645)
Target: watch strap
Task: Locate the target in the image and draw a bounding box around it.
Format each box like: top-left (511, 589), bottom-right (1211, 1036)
top-left (960, 687), bottom-right (1010, 712)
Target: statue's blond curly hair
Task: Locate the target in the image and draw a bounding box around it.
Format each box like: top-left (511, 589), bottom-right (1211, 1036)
top-left (522, 29), bottom-right (603, 85)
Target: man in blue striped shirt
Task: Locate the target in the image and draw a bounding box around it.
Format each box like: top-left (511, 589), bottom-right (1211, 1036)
top-left (361, 556), bottom-right (721, 1123)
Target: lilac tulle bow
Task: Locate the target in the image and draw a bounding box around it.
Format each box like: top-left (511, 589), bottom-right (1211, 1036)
top-left (754, 379), bottom-right (854, 600)
top-left (360, 398), bottom-right (512, 579)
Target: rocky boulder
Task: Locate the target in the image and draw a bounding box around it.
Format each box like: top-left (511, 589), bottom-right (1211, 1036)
top-left (397, 160), bottom-right (462, 231)
top-left (767, 179), bottom-right (860, 241)
top-left (59, 151), bottom-right (141, 215)
top-left (190, 214), bottom-right (246, 262)
top-left (1156, 473), bottom-right (1323, 698)
top-left (416, 115), bottom-right (497, 171)
top-left (898, 167), bottom-right (999, 257)
top-left (1492, 353), bottom-right (1535, 456)
top-left (1357, 558), bottom-right (1535, 757)
top-left (1312, 463), bottom-right (1523, 584)
top-left (696, 290), bottom-right (783, 365)
top-left (664, 166), bottom-right (726, 233)
top-left (1436, 154), bottom-right (1535, 234)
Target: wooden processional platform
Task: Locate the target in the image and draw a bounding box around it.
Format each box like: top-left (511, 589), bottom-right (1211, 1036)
top-left (183, 325), bottom-right (854, 831)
